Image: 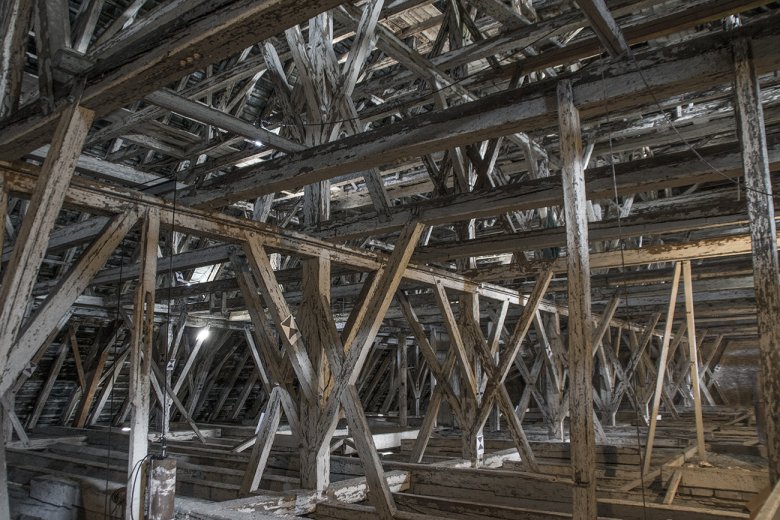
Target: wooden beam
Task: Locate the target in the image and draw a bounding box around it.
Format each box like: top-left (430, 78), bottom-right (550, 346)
top-left (126, 209), bottom-right (159, 520)
top-left (642, 264), bottom-right (680, 475)
top-left (0, 104), bottom-right (97, 396)
top-left (398, 332), bottom-right (408, 428)
top-left (734, 37), bottom-right (780, 484)
top-left (558, 79), bottom-right (596, 520)
top-left (2, 210), bottom-right (139, 397)
top-left (145, 89), bottom-right (305, 153)
top-left (0, 0), bottom-right (345, 158)
top-left (682, 260), bottom-right (707, 461)
top-left (26, 343), bottom-right (68, 428)
top-left (242, 237), bottom-right (317, 401)
top-left (240, 386), bottom-right (284, 494)
top-left (71, 0), bottom-right (105, 53)
top-left (0, 402), bottom-right (8, 520)
top-left (575, 0), bottom-right (629, 57)
top-left (472, 232), bottom-right (779, 282)
top-left (181, 25), bottom-right (780, 209)
top-left (0, 0), bottom-right (33, 118)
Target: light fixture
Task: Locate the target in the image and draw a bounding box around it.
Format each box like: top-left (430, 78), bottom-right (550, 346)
top-left (121, 427), bottom-right (131, 432)
top-left (196, 327), bottom-right (210, 341)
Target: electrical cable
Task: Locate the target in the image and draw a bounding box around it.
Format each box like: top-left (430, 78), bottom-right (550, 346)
top-left (601, 66), bottom-right (650, 520)
top-left (624, 46), bottom-right (772, 199)
top-left (160, 169), bottom-right (180, 459)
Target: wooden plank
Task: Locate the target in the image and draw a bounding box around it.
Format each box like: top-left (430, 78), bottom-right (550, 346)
top-left (240, 387), bottom-right (283, 494)
top-left (558, 78), bottom-right (595, 520)
top-left (682, 260), bottom-right (707, 461)
top-left (27, 343), bottom-right (68, 428)
top-left (126, 208), bottom-right (159, 520)
top-left (0, 104), bottom-right (93, 395)
top-left (734, 36), bottom-right (780, 485)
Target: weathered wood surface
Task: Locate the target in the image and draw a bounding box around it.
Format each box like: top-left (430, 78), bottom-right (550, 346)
top-left (0, 104), bottom-right (93, 396)
top-left (558, 78), bottom-right (596, 520)
top-left (734, 36), bottom-right (780, 484)
top-left (0, 0), bottom-right (346, 157)
top-left (182, 24), bottom-right (780, 208)
top-left (126, 209), bottom-right (159, 520)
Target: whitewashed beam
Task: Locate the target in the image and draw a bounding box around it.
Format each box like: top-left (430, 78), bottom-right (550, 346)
top-left (734, 37), bottom-right (780, 484)
top-left (558, 79), bottom-right (596, 520)
top-left (0, 104), bottom-right (93, 394)
top-left (2, 211), bottom-right (139, 398)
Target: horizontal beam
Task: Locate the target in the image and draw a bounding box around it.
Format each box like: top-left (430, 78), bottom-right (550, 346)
top-left (414, 195), bottom-right (761, 263)
top-left (315, 136), bottom-right (780, 239)
top-left (180, 20), bottom-right (780, 208)
top-left (0, 162), bottom-right (518, 304)
top-left (469, 232), bottom-right (780, 282)
top-left (144, 89), bottom-right (305, 153)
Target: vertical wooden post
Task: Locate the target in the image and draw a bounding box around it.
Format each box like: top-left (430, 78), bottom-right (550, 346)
top-left (0, 403), bottom-right (9, 520)
top-left (299, 255), bottom-right (331, 492)
top-left (734, 37), bottom-right (780, 484)
top-left (644, 262), bottom-right (682, 475)
top-left (126, 209), bottom-right (159, 520)
top-left (398, 332), bottom-right (408, 428)
top-left (682, 260), bottom-right (707, 461)
top-left (0, 176), bottom-right (7, 259)
top-left (557, 79), bottom-right (597, 520)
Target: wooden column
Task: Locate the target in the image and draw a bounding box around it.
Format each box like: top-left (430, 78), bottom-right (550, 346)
top-left (557, 79), bottom-right (596, 519)
top-left (734, 37), bottom-right (780, 483)
top-left (299, 255), bottom-right (331, 492)
top-left (398, 332), bottom-right (408, 428)
top-left (682, 260), bottom-right (707, 461)
top-left (126, 209), bottom-right (159, 520)
top-left (0, 177), bottom-right (7, 258)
